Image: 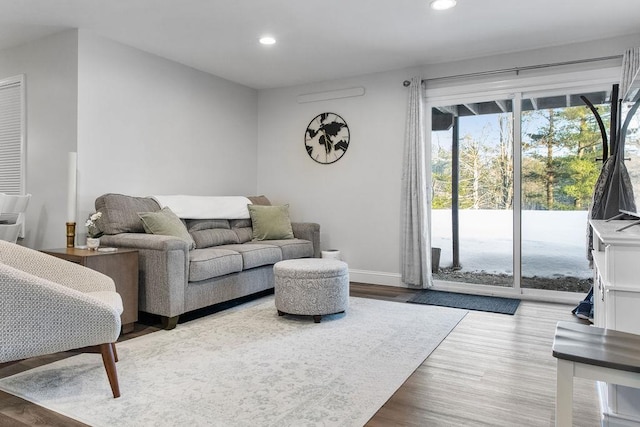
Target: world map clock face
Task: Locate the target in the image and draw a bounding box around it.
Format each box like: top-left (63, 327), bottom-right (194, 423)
top-left (304, 113), bottom-right (350, 164)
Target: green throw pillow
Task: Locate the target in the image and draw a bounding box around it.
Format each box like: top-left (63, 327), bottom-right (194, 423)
top-left (248, 204), bottom-right (294, 241)
top-left (138, 207), bottom-right (195, 249)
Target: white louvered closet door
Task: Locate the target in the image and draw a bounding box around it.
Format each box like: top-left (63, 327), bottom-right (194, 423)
top-left (0, 76), bottom-right (25, 196)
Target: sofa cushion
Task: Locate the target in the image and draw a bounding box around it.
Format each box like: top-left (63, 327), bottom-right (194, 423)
top-left (138, 207), bottom-right (196, 250)
top-left (189, 248), bottom-right (243, 281)
top-left (229, 219), bottom-right (252, 243)
top-left (186, 219), bottom-right (230, 232)
top-left (190, 228), bottom-right (240, 249)
top-left (232, 227), bottom-right (253, 243)
top-left (246, 239), bottom-right (313, 260)
top-left (248, 204), bottom-right (294, 241)
top-left (229, 219), bottom-right (251, 228)
top-left (95, 193), bottom-right (160, 235)
top-left (218, 244), bottom-right (282, 270)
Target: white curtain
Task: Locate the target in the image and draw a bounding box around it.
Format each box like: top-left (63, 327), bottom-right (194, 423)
top-left (620, 47), bottom-right (640, 98)
top-left (401, 77), bottom-right (432, 288)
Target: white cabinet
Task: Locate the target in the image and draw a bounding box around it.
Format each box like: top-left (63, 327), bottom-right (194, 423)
top-left (591, 219), bottom-right (640, 426)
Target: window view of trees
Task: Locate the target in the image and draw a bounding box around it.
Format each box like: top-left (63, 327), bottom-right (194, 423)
top-left (522, 105), bottom-right (606, 210)
top-left (433, 113), bottom-right (514, 210)
top-left (432, 104), bottom-right (606, 212)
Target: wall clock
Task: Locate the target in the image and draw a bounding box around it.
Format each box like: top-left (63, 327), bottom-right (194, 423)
top-left (304, 112), bottom-right (350, 164)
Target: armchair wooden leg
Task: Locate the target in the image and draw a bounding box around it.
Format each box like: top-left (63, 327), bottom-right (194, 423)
top-left (111, 342), bottom-right (118, 363)
top-left (100, 343), bottom-right (120, 398)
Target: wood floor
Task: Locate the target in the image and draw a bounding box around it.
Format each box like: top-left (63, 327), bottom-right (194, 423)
top-left (0, 283), bottom-right (599, 426)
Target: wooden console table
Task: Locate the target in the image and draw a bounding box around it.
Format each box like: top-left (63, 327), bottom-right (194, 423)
top-left (42, 248), bottom-right (139, 334)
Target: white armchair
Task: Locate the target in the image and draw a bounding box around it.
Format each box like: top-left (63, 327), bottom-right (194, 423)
top-left (0, 240), bottom-right (124, 398)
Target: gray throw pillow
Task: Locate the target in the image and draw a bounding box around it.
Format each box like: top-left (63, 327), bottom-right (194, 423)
top-left (138, 207), bottom-right (196, 250)
top-left (95, 193), bottom-right (160, 235)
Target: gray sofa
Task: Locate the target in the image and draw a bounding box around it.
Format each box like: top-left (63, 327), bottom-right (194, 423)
top-left (94, 193), bottom-right (320, 329)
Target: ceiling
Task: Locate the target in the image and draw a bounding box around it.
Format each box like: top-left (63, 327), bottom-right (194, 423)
top-left (1, 0), bottom-right (640, 89)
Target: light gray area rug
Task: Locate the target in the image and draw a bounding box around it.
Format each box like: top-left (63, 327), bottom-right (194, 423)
top-left (0, 296), bottom-right (466, 427)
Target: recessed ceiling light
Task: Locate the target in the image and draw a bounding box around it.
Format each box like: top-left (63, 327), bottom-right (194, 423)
top-left (259, 36), bottom-right (276, 45)
top-left (430, 0), bottom-right (457, 10)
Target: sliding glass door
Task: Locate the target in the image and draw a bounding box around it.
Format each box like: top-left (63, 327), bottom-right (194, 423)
top-left (430, 87), bottom-right (609, 294)
top-left (520, 91), bottom-right (606, 292)
top-left (431, 98), bottom-right (514, 287)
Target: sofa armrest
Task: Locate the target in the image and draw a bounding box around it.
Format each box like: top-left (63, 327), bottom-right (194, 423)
top-left (291, 222), bottom-right (321, 258)
top-left (99, 233), bottom-right (190, 318)
top-left (99, 233), bottom-right (189, 251)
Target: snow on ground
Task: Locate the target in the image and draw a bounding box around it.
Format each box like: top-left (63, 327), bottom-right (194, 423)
top-left (431, 209), bottom-right (592, 279)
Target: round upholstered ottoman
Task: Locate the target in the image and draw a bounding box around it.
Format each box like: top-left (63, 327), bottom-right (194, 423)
top-left (274, 258), bottom-right (349, 323)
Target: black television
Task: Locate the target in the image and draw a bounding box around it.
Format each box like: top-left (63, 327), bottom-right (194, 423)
top-left (618, 69), bottom-right (640, 221)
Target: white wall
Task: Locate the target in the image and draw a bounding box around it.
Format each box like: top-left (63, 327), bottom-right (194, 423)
top-left (0, 31), bottom-right (78, 249)
top-left (257, 33), bottom-right (640, 287)
top-left (0, 30), bottom-right (259, 248)
top-left (257, 69), bottom-right (416, 285)
top-left (75, 31), bottom-right (258, 242)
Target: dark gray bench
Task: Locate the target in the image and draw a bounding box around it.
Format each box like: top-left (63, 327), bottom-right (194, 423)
top-left (552, 321), bottom-right (640, 426)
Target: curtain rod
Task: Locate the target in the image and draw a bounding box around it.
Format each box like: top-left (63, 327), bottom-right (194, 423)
top-left (402, 54), bottom-right (623, 87)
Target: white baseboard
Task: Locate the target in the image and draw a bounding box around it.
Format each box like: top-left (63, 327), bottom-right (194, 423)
top-left (348, 269), bottom-right (404, 287)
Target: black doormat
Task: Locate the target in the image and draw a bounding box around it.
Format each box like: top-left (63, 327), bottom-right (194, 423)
top-left (408, 290), bottom-right (521, 315)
